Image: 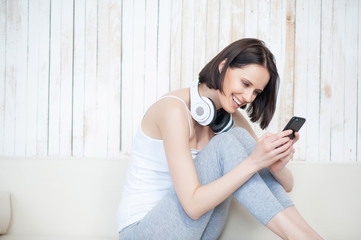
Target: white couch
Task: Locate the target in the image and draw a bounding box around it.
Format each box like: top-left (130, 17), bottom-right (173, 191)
top-left (0, 157), bottom-right (360, 240)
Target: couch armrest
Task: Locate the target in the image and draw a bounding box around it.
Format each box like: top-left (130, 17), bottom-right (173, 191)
top-left (0, 191), bottom-right (11, 234)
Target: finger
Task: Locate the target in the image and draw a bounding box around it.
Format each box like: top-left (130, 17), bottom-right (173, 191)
top-left (273, 139), bottom-right (293, 155)
top-left (275, 148), bottom-right (294, 163)
top-left (280, 148), bottom-right (294, 161)
top-left (271, 135), bottom-right (292, 150)
top-left (279, 129), bottom-right (294, 139)
top-left (293, 132), bottom-right (300, 143)
top-left (268, 130), bottom-right (293, 147)
top-left (259, 132), bottom-right (276, 142)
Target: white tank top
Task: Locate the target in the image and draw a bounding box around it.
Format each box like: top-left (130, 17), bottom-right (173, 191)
top-left (117, 96), bottom-right (199, 232)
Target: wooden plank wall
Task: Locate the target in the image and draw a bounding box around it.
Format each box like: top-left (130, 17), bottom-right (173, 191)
top-left (0, 0), bottom-right (359, 162)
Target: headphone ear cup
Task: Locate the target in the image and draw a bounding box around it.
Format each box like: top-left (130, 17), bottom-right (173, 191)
top-left (200, 97), bottom-right (217, 126)
top-left (190, 81), bottom-right (216, 126)
top-left (211, 108), bottom-right (234, 134)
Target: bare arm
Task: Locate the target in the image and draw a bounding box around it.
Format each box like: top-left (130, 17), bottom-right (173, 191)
top-left (158, 100), bottom-right (257, 219)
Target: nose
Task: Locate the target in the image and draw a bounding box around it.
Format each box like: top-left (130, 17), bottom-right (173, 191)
top-left (242, 89), bottom-right (254, 103)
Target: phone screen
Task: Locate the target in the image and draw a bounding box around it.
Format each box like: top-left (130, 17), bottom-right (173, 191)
top-left (282, 116), bottom-right (306, 139)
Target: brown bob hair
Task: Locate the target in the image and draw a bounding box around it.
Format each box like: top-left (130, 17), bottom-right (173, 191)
top-left (198, 38), bottom-right (279, 129)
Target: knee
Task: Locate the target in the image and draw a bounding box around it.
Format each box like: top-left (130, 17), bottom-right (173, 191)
top-left (227, 127), bottom-right (249, 139)
top-left (228, 127), bottom-right (256, 154)
top-left (211, 130), bottom-right (249, 161)
top-left (211, 129), bottom-right (243, 148)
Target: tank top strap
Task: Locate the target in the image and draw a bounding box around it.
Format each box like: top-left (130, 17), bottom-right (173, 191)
top-left (158, 95), bottom-right (192, 138)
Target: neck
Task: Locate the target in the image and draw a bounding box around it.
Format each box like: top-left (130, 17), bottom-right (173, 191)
top-left (198, 83), bottom-right (222, 110)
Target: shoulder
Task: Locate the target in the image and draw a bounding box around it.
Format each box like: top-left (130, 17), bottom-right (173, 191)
top-left (153, 88), bottom-right (190, 119)
top-left (156, 96), bottom-right (190, 127)
top-left (152, 90), bottom-right (192, 137)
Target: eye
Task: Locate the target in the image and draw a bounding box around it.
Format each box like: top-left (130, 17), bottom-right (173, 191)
top-left (254, 90), bottom-right (262, 96)
top-left (242, 81), bottom-right (249, 87)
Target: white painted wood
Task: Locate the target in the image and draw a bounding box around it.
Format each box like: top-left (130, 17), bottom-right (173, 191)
top-left (73, 0), bottom-right (86, 157)
top-left (244, 0), bottom-right (258, 38)
top-left (35, 1), bottom-right (51, 157)
top-left (358, 0), bottom-right (361, 163)
top-left (4, 0), bottom-right (23, 156)
top-left (13, 0), bottom-right (28, 157)
top-left (0, 0), bottom-right (7, 155)
top-left (343, 0), bottom-right (358, 162)
top-left (305, 0), bottom-right (321, 162)
top-left (193, 0), bottom-right (207, 83)
top-left (26, 0), bottom-right (50, 157)
top-left (0, 0), bottom-right (360, 162)
top-left (97, 0), bottom-right (111, 157)
top-left (330, 0), bottom-right (346, 162)
top-left (253, 0), bottom-right (270, 137)
top-left (58, 0), bottom-right (74, 156)
top-left (267, 0), bottom-right (283, 134)
top-left (231, 0), bottom-right (245, 42)
top-left (83, 0), bottom-right (98, 157)
top-left (157, 0), bottom-right (171, 97)
top-left (144, 0), bottom-right (159, 111)
top-left (219, 0), bottom-right (233, 51)
top-left (319, 0), bottom-right (333, 162)
top-left (169, 0), bottom-right (182, 91)
top-left (275, 0), bottom-right (296, 145)
top-left (205, 0), bottom-right (219, 62)
top-left (131, 0), bottom-right (146, 144)
top-left (257, 0), bottom-right (270, 43)
top-left (48, 0), bottom-right (62, 156)
top-left (106, 0), bottom-right (122, 158)
top-left (293, 0), bottom-right (308, 161)
top-left (121, 0), bottom-right (134, 154)
top-left (180, 0), bottom-right (194, 88)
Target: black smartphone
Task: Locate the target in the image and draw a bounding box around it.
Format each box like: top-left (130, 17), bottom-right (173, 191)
top-left (282, 116), bottom-right (306, 139)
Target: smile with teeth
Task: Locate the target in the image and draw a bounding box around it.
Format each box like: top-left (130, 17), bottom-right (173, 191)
top-left (232, 95), bottom-right (242, 107)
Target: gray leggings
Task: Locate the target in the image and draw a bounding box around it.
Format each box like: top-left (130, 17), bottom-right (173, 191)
top-left (119, 127), bottom-right (293, 240)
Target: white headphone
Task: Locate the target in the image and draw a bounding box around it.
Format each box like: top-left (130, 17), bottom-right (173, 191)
top-left (190, 81), bottom-right (234, 134)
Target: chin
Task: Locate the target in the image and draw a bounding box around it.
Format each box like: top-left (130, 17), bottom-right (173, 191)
top-left (223, 106), bottom-right (236, 114)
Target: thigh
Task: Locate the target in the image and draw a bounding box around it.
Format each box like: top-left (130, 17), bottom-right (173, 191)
top-left (119, 187), bottom-right (213, 240)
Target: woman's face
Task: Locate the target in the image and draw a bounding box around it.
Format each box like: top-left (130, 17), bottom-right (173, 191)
top-left (218, 63), bottom-right (270, 113)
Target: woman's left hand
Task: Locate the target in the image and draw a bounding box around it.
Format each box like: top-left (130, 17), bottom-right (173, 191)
top-left (269, 132), bottom-right (299, 173)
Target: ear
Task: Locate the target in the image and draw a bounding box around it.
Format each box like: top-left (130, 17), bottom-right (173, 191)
top-left (218, 58), bottom-right (227, 73)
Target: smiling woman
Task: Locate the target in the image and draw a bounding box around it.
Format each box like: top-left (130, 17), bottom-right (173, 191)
top-left (117, 38), bottom-right (323, 240)
top-left (199, 38), bottom-right (278, 130)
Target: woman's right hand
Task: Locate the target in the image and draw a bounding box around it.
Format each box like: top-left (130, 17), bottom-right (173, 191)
top-left (246, 130), bottom-right (294, 172)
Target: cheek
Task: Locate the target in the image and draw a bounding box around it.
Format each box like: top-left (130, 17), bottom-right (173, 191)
top-left (251, 95), bottom-right (258, 102)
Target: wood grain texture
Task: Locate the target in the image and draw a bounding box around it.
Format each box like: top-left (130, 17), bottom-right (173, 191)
top-left (0, 0), bottom-right (359, 162)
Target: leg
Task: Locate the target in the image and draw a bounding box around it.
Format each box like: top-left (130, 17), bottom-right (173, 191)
top-left (200, 197), bottom-right (232, 240)
top-left (218, 128), bottom-right (289, 225)
top-left (227, 128), bottom-right (294, 208)
top-left (119, 130), bottom-right (241, 239)
top-left (267, 206), bottom-right (323, 240)
top-left (119, 127), bottom-right (316, 239)
top-left (228, 128), bottom-right (323, 239)
top-left (118, 187), bottom-right (214, 240)
top-left (258, 167), bottom-right (294, 208)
